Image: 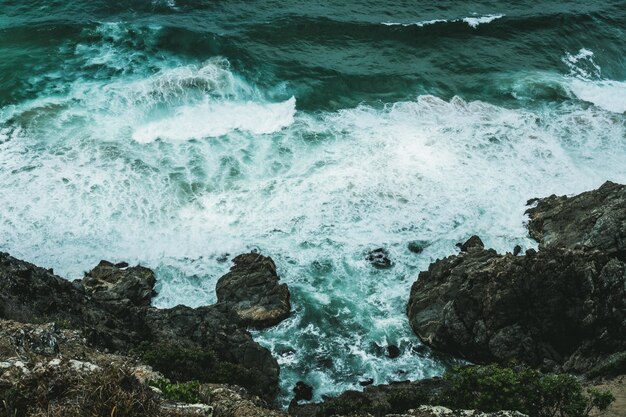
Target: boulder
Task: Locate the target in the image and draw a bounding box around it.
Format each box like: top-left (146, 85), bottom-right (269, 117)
top-left (83, 260), bottom-right (156, 306)
top-left (407, 182), bottom-right (626, 376)
top-left (216, 253), bottom-right (291, 328)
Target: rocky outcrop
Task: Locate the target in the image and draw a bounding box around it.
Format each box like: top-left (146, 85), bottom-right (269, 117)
top-left (216, 253), bottom-right (291, 328)
top-left (527, 181), bottom-right (626, 254)
top-left (0, 251), bottom-right (291, 401)
top-left (289, 379), bottom-right (447, 417)
top-left (82, 260), bottom-right (156, 306)
top-left (407, 182), bottom-right (626, 376)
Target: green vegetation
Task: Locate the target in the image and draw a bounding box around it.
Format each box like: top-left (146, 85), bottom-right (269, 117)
top-left (132, 342), bottom-right (267, 396)
top-left (147, 379), bottom-right (201, 403)
top-left (441, 364), bottom-right (615, 417)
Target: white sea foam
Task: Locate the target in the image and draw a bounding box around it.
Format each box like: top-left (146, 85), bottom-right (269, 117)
top-left (132, 97), bottom-right (296, 142)
top-left (560, 48), bottom-right (626, 113)
top-left (462, 14), bottom-right (504, 28)
top-left (382, 14), bottom-right (504, 28)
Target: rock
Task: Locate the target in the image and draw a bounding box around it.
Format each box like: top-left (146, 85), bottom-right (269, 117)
top-left (0, 251), bottom-right (289, 401)
top-left (399, 405), bottom-right (527, 417)
top-left (216, 253), bottom-right (291, 328)
top-left (408, 245), bottom-right (626, 372)
top-left (359, 378), bottom-right (374, 387)
top-left (457, 235), bottom-right (484, 253)
top-left (513, 245), bottom-right (522, 256)
top-left (366, 248), bottom-right (393, 269)
top-left (293, 381), bottom-right (314, 402)
top-left (83, 260), bottom-right (156, 307)
top-left (289, 378), bottom-right (447, 417)
top-left (407, 182), bottom-right (626, 376)
top-left (526, 181), bottom-right (626, 254)
top-left (387, 345), bottom-right (401, 359)
top-left (408, 241), bottom-right (429, 254)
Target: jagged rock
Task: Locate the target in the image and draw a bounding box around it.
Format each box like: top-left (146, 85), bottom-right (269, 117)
top-left (289, 379), bottom-right (447, 417)
top-left (407, 182), bottom-right (626, 376)
top-left (0, 251), bottom-right (290, 401)
top-left (456, 236), bottom-right (484, 253)
top-left (408, 246), bottom-right (626, 373)
top-left (366, 248), bottom-right (393, 269)
top-left (216, 253), bottom-right (291, 328)
top-left (83, 260), bottom-right (156, 306)
top-left (527, 181), bottom-right (626, 254)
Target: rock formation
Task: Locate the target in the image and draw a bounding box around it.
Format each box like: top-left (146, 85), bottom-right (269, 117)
top-left (407, 181), bottom-right (626, 376)
top-left (0, 251), bottom-right (291, 400)
top-left (216, 253), bottom-right (291, 328)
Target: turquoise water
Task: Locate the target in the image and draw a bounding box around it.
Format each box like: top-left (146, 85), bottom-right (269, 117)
top-left (1, 0), bottom-right (626, 406)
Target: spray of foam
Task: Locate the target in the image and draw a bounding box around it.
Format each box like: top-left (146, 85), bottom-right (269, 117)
top-left (563, 48), bottom-right (626, 113)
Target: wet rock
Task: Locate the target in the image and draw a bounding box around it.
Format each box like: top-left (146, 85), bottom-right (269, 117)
top-left (293, 381), bottom-right (314, 402)
top-left (83, 260), bottom-right (156, 307)
top-left (526, 181), bottom-right (626, 254)
top-left (216, 253), bottom-right (291, 328)
top-left (359, 377), bottom-right (374, 386)
top-left (366, 248), bottom-right (393, 269)
top-left (289, 378), bottom-right (447, 417)
top-left (387, 345), bottom-right (401, 359)
top-left (513, 245), bottom-right (522, 256)
top-left (408, 240), bottom-right (429, 254)
top-left (457, 235), bottom-right (484, 252)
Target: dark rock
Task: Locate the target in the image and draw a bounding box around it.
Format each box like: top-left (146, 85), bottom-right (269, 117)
top-left (0, 251), bottom-right (289, 401)
top-left (387, 345), bottom-right (401, 359)
top-left (366, 248), bottom-right (393, 269)
top-left (289, 378), bottom-right (447, 417)
top-left (457, 235), bottom-right (484, 253)
top-left (216, 253), bottom-right (291, 328)
top-left (407, 182), bottom-right (626, 376)
top-left (293, 381), bottom-right (314, 402)
top-left (526, 181), bottom-right (626, 254)
top-left (513, 245), bottom-right (522, 256)
top-left (408, 241), bottom-right (429, 254)
top-left (83, 260), bottom-right (156, 307)
top-left (115, 262), bottom-right (129, 268)
top-left (216, 253), bottom-right (230, 263)
top-left (359, 378), bottom-right (374, 387)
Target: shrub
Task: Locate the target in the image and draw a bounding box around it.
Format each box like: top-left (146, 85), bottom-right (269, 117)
top-left (440, 364), bottom-right (615, 417)
top-left (132, 342), bottom-right (267, 396)
top-left (147, 379), bottom-right (201, 403)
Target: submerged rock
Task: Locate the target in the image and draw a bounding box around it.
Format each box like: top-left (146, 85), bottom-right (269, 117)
top-left (366, 248), bottom-right (393, 269)
top-left (407, 181), bottom-right (626, 376)
top-left (408, 240), bottom-right (429, 254)
top-left (216, 253), bottom-right (291, 328)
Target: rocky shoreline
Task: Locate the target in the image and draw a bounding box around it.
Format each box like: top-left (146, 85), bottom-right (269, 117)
top-left (2, 182), bottom-right (625, 416)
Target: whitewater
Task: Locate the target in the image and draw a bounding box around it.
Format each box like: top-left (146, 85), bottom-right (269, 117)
top-left (1, 0), bottom-right (625, 407)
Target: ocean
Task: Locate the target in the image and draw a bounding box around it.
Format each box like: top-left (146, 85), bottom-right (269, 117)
top-left (1, 0), bottom-right (625, 406)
